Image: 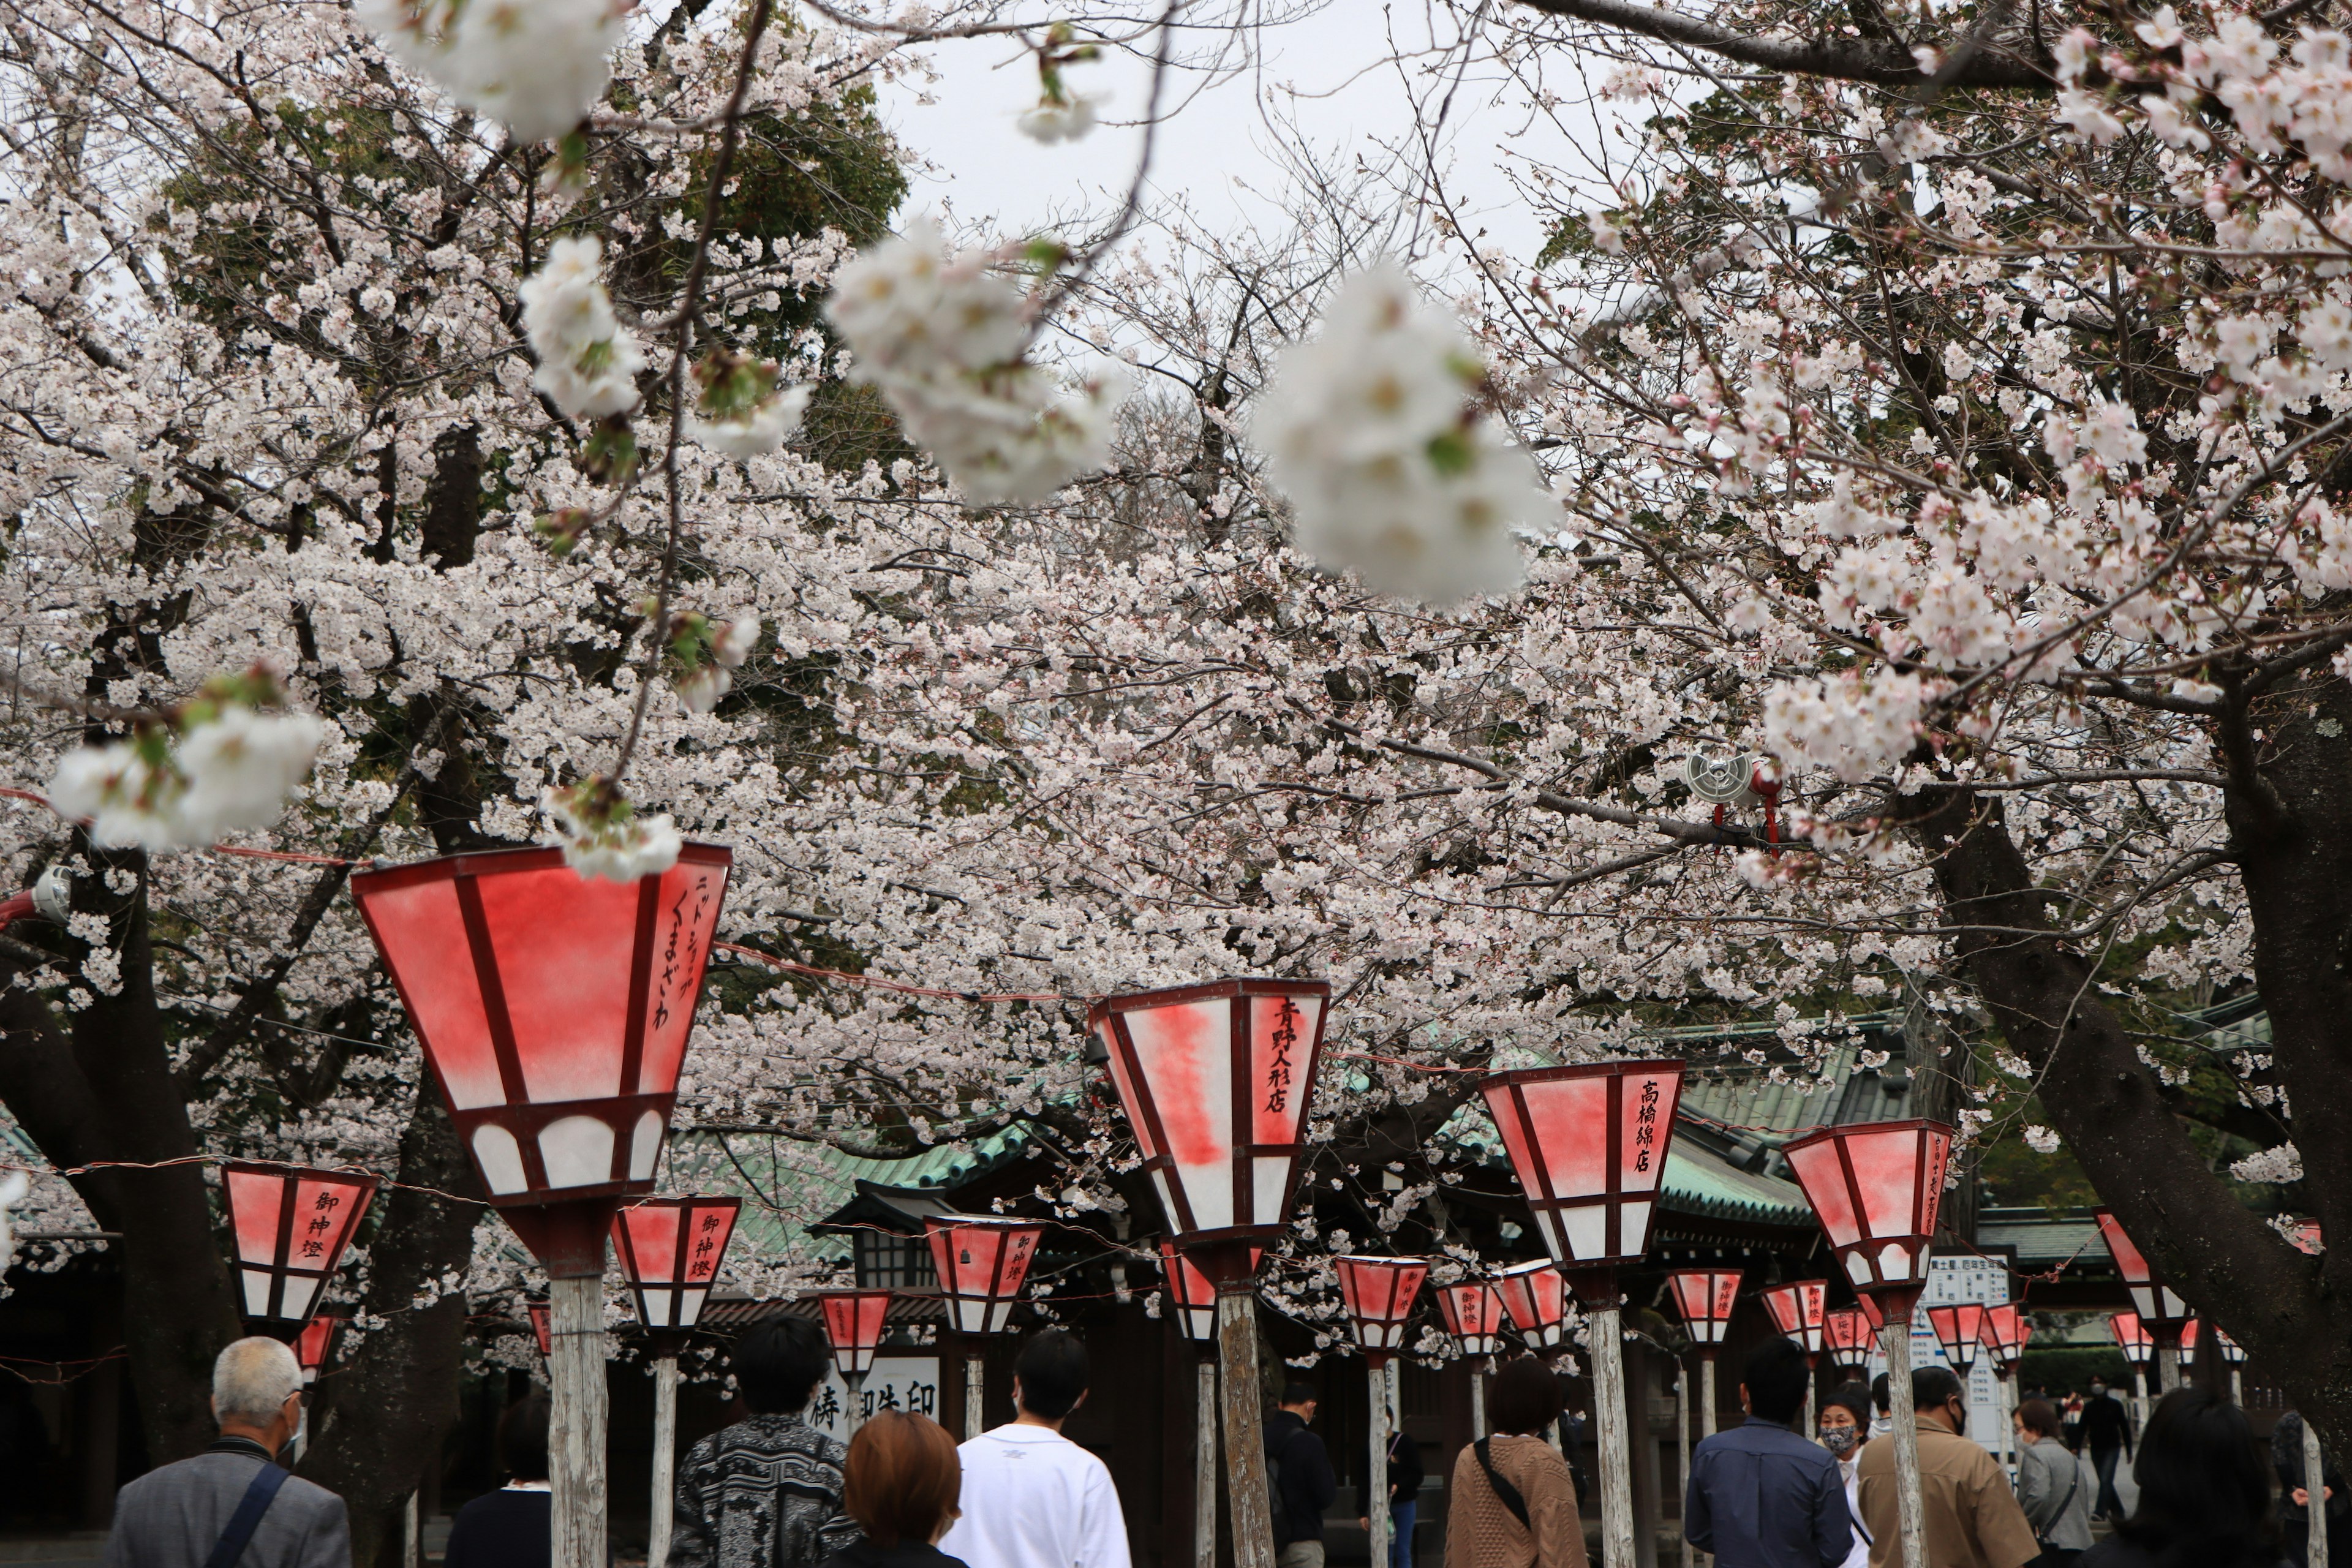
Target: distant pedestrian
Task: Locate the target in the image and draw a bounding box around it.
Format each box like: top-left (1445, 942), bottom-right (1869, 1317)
top-left (1819, 1383), bottom-right (1873, 1568)
top-left (1856, 1365), bottom-right (2038, 1568)
top-left (940, 1330), bottom-right (1128, 1568)
top-left (2271, 1410), bottom-right (2346, 1564)
top-left (2012, 1398), bottom-right (2090, 1566)
top-left (2059, 1395), bottom-right (2083, 1455)
top-left (102, 1337), bottom-right (350, 1568)
top-left (1683, 1336), bottom-right (1850, 1568)
top-left (1868, 1375), bottom-right (1893, 1441)
top-left (823, 1411), bottom-right (969, 1568)
top-left (1444, 1356), bottom-right (1586, 1568)
top-left (1358, 1407), bottom-right (1423, 1568)
top-left (1266, 1382), bottom-right (1339, 1568)
top-left (443, 1394), bottom-right (552, 1568)
top-left (673, 1316), bottom-right (858, 1568)
top-left (2079, 1381), bottom-right (2132, 1523)
top-left (2078, 1387), bottom-right (2286, 1568)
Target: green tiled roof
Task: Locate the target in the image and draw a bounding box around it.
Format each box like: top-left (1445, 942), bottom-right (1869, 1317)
top-left (665, 1125), bottom-right (1027, 1266)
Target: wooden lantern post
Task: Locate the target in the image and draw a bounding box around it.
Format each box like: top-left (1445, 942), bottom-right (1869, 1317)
top-left (2095, 1209), bottom-right (2192, 1393)
top-left (1762, 1280), bottom-right (1829, 1433)
top-left (1436, 1280), bottom-right (1507, 1439)
top-left (352, 842), bottom-right (734, 1568)
top-left (1784, 1118), bottom-right (1953, 1568)
top-left (1164, 1243), bottom-right (1256, 1568)
top-left (925, 1215), bottom-right (1044, 1440)
top-left (612, 1196), bottom-right (741, 1568)
top-left (815, 1289), bottom-right (896, 1438)
top-left (1483, 1060), bottom-right (1686, 1568)
top-left (1977, 1303), bottom-right (2030, 1464)
top-left (1666, 1268), bottom-right (1740, 1441)
top-left (1090, 978), bottom-right (1331, 1568)
top-left (1334, 1255), bottom-right (1428, 1568)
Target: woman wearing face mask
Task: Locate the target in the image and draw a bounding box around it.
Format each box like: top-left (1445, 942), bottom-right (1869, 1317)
top-left (2015, 1398), bottom-right (2092, 1565)
top-left (1819, 1384), bottom-right (1874, 1568)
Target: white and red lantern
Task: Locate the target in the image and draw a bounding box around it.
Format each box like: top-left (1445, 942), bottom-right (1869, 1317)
top-left (1436, 1280), bottom-right (1507, 1359)
top-left (611, 1196), bottom-right (741, 1332)
top-left (1667, 1268), bottom-right (1742, 1346)
top-left (528, 1300), bottom-right (552, 1357)
top-left (2093, 1209), bottom-right (2190, 1327)
top-left (2290, 1218), bottom-right (2325, 1256)
top-left (294, 1313), bottom-right (344, 1386)
top-left (1761, 1280), bottom-right (1828, 1355)
top-left (1824, 1307), bottom-right (1875, 1369)
top-left (1926, 1302), bottom-right (1986, 1371)
top-left (2110, 1310), bottom-right (2152, 1368)
top-left (1333, 1255), bottom-right (1428, 1365)
top-left (350, 844), bottom-right (732, 1273)
top-left (1980, 1303), bottom-right (2030, 1370)
top-left (813, 1290), bottom-right (895, 1377)
top-left (1782, 1120), bottom-right (1951, 1308)
top-left (925, 1215), bottom-right (1045, 1336)
top-left (1162, 1243), bottom-right (1260, 1344)
top-left (221, 1162), bottom-right (379, 1325)
top-left (1482, 1060), bottom-right (1684, 1285)
top-left (2180, 1318), bottom-right (2246, 1366)
top-left (1493, 1259), bottom-right (1573, 1351)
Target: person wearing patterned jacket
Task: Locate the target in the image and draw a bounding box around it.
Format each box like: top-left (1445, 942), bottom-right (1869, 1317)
top-left (671, 1316), bottom-right (860, 1568)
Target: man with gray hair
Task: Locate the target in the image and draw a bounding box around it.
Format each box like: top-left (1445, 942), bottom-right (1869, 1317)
top-left (103, 1336), bottom-right (350, 1568)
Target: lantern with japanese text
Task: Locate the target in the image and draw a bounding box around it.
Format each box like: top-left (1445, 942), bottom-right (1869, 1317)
top-left (1668, 1267), bottom-right (1743, 1441)
top-left (1762, 1280), bottom-right (1828, 1357)
top-left (1437, 1280), bottom-right (1507, 1359)
top-left (1825, 1308), bottom-right (1875, 1373)
top-left (1334, 1254), bottom-right (1428, 1568)
top-left (1782, 1118), bottom-right (1954, 1568)
top-left (1482, 1060), bottom-right (1685, 1289)
top-left (527, 1300), bottom-right (551, 1357)
top-left (1493, 1259), bottom-right (1573, 1352)
top-left (927, 1215), bottom-right (1046, 1441)
top-left (1926, 1302), bottom-right (1986, 1371)
top-left (294, 1313), bottom-right (344, 1387)
top-left (612, 1196), bottom-right (740, 1332)
top-left (221, 1163), bottom-right (379, 1329)
top-left (813, 1289), bottom-right (897, 1449)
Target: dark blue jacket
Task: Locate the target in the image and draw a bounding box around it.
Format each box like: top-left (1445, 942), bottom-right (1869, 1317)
top-left (1264, 1410), bottom-right (1337, 1547)
top-left (1684, 1416), bottom-right (1852, 1568)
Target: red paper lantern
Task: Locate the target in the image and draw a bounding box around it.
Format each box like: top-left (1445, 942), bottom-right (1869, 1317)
top-left (2290, 1219), bottom-right (2324, 1256)
top-left (1493, 1259), bottom-right (1572, 1351)
top-left (813, 1290), bottom-right (895, 1376)
top-left (2094, 1209), bottom-right (2190, 1327)
top-left (1482, 1061), bottom-right (1684, 1278)
top-left (1824, 1307), bottom-right (1875, 1366)
top-left (1333, 1256), bottom-right (1428, 1362)
top-left (925, 1216), bottom-right (1045, 1335)
top-left (528, 1300), bottom-right (552, 1357)
top-left (294, 1313), bottom-right (344, 1386)
top-left (1435, 1281), bottom-right (1507, 1359)
top-left (1781, 1120), bottom-right (1951, 1305)
top-left (1161, 1243), bottom-right (1259, 1344)
top-left (2110, 1310), bottom-right (2152, 1367)
top-left (1667, 1268), bottom-right (1742, 1346)
top-left (1760, 1280), bottom-right (1828, 1354)
top-left (350, 845), bottom-right (733, 1272)
top-left (1980, 1303), bottom-right (2030, 1369)
top-left (611, 1196), bottom-right (741, 1331)
top-left (1926, 1302), bottom-right (1987, 1370)
top-left (221, 1162), bottom-right (380, 1324)
top-left (2179, 1318), bottom-right (2247, 1365)
top-left (1088, 980), bottom-right (1329, 1268)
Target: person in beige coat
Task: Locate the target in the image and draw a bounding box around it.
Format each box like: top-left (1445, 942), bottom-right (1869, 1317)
top-left (1446, 1358), bottom-right (1588, 1568)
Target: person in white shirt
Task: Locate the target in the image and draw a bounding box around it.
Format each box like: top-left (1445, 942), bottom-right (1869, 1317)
top-left (939, 1330), bottom-right (1130, 1568)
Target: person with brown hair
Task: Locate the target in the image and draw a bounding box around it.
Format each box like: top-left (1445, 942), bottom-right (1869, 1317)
top-left (1444, 1357), bottom-right (1587, 1568)
top-left (825, 1411), bottom-right (969, 1568)
top-left (2013, 1398), bottom-right (2091, 1566)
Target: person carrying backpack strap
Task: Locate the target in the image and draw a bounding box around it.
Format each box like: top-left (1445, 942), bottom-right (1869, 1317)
top-left (1445, 1359), bottom-right (1587, 1568)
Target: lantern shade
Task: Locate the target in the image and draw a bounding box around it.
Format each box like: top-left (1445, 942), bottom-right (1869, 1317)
top-left (221, 1162), bottom-right (380, 1324)
top-left (1088, 979), bottom-right (1329, 1252)
top-left (1482, 1061), bottom-right (1684, 1271)
top-left (813, 1290), bottom-right (895, 1376)
top-left (1824, 1307), bottom-right (1875, 1363)
top-left (1333, 1256), bottom-right (1428, 1359)
top-left (925, 1216), bottom-right (1045, 1336)
top-left (1667, 1268), bottom-right (1742, 1346)
top-left (294, 1313), bottom-right (344, 1386)
top-left (349, 845), bottom-right (733, 1215)
top-left (528, 1300), bottom-right (551, 1357)
top-left (1855, 1293), bottom-right (1886, 1333)
top-left (2093, 1209), bottom-right (2190, 1327)
top-left (1782, 1119), bottom-right (1951, 1297)
top-left (611, 1196), bottom-right (741, 1330)
top-left (1980, 1303), bottom-right (2030, 1367)
top-left (2178, 1319), bottom-right (2246, 1365)
top-left (1760, 1281), bottom-right (1828, 1354)
top-left (1493, 1260), bottom-right (1572, 1351)
top-left (1162, 1244), bottom-right (1261, 1344)
top-left (1435, 1281), bottom-right (1507, 1359)
top-left (2290, 1219), bottom-right (2324, 1256)
top-left (2110, 1310), bottom-right (2152, 1366)
top-left (1926, 1302), bottom-right (1986, 1369)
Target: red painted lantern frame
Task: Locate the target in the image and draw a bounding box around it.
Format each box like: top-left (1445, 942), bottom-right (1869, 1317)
top-left (1980, 1303), bottom-right (2029, 1370)
top-left (813, 1289), bottom-right (895, 1376)
top-left (925, 1215), bottom-right (1046, 1336)
top-left (1781, 1119), bottom-right (1952, 1311)
top-left (528, 1300), bottom-right (551, 1357)
top-left (1088, 979), bottom-right (1329, 1271)
top-left (2179, 1318), bottom-right (2247, 1366)
top-left (1760, 1280), bottom-right (1828, 1355)
top-left (2110, 1310), bottom-right (2152, 1367)
top-left (1926, 1302), bottom-right (1986, 1370)
top-left (1161, 1243), bottom-right (1259, 1344)
top-left (1333, 1255), bottom-right (1428, 1365)
top-left (1435, 1281), bottom-right (1507, 1359)
top-left (1481, 1060), bottom-right (1685, 1280)
top-left (1824, 1306), bottom-right (1875, 1366)
top-left (611, 1196), bottom-right (741, 1331)
top-left (221, 1162), bottom-right (380, 1325)
top-left (1493, 1259), bottom-right (1572, 1351)
top-left (1667, 1268), bottom-right (1742, 1347)
top-left (295, 1312), bottom-right (345, 1386)
top-left (2094, 1209), bottom-right (2190, 1328)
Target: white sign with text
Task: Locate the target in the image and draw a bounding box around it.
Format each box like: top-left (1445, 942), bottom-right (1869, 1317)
top-left (801, 1355), bottom-right (946, 1439)
top-left (1858, 1254), bottom-right (2011, 1451)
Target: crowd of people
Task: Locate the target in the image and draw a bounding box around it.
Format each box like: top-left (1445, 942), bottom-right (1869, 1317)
top-left (92, 1327), bottom-right (2327, 1568)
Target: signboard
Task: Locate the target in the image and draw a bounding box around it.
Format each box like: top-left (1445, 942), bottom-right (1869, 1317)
top-left (1858, 1254), bottom-right (2010, 1451)
top-left (801, 1355), bottom-right (943, 1439)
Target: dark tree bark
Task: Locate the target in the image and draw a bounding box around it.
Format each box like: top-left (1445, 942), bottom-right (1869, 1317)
top-left (1506, 0), bottom-right (2054, 88)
